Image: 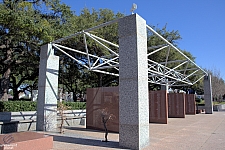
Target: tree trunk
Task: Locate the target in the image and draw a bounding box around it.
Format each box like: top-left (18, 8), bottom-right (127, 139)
top-left (102, 117), bottom-right (109, 142)
top-left (11, 75), bottom-right (19, 100)
top-left (99, 73), bottom-right (103, 87)
top-left (0, 68), bottom-right (11, 101)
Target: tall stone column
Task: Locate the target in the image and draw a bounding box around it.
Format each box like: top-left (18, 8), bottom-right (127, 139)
top-left (204, 75), bottom-right (213, 114)
top-left (119, 14), bottom-right (149, 149)
top-left (36, 44), bottom-right (59, 131)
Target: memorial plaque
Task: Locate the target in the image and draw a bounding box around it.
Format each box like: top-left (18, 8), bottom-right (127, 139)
top-left (149, 91), bottom-right (168, 124)
top-left (185, 94), bottom-right (196, 115)
top-left (168, 93), bottom-right (185, 118)
top-left (86, 87), bottom-right (119, 132)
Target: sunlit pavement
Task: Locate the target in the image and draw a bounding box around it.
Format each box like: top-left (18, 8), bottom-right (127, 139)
top-left (46, 111), bottom-right (225, 150)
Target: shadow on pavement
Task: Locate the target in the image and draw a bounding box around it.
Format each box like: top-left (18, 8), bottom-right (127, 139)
top-left (50, 134), bottom-right (127, 149)
top-left (63, 126), bottom-right (105, 133)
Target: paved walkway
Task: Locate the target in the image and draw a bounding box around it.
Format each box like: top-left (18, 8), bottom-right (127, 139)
top-left (46, 111), bottom-right (225, 150)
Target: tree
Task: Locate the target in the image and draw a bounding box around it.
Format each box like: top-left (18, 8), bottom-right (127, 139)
top-left (206, 68), bottom-right (225, 101)
top-left (56, 8), bottom-right (123, 96)
top-left (147, 25), bottom-right (198, 90)
top-left (147, 25), bottom-right (181, 67)
top-left (58, 101), bottom-right (71, 134)
top-left (51, 9), bottom-right (198, 94)
top-left (0, 1), bottom-right (201, 100)
top-left (0, 0), bottom-right (74, 100)
top-left (100, 107), bottom-right (115, 142)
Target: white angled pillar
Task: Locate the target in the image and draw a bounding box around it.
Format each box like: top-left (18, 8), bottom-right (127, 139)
top-left (204, 75), bottom-right (213, 114)
top-left (119, 14), bottom-right (149, 149)
top-left (36, 44), bottom-right (59, 131)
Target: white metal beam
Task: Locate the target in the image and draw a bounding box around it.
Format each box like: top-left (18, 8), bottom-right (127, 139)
top-left (50, 18), bottom-right (207, 87)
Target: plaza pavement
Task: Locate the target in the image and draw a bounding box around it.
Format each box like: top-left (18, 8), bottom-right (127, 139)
top-left (47, 111), bottom-right (225, 150)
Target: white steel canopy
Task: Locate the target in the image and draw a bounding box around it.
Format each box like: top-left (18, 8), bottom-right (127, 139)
top-left (51, 17), bottom-right (207, 86)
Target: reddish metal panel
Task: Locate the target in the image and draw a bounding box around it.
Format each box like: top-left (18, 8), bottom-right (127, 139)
top-left (86, 87), bottom-right (119, 132)
top-left (168, 93), bottom-right (185, 118)
top-left (185, 94), bottom-right (196, 115)
top-left (149, 91), bottom-right (168, 124)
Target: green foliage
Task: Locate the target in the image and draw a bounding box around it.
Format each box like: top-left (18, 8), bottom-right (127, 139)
top-left (0, 101), bottom-right (37, 112)
top-left (0, 1), bottom-right (204, 100)
top-left (0, 0), bottom-right (75, 100)
top-left (146, 24), bottom-right (205, 91)
top-left (0, 101), bottom-right (86, 112)
top-left (213, 101), bottom-right (225, 105)
top-left (195, 100), bottom-right (225, 106)
top-left (59, 101), bottom-right (86, 110)
top-left (195, 98), bottom-right (202, 103)
top-left (57, 8), bottom-right (123, 93)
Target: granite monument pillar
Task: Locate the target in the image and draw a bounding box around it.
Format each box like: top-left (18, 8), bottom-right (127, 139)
top-left (119, 14), bottom-right (149, 149)
top-left (36, 44), bottom-right (59, 131)
top-left (204, 75), bottom-right (213, 114)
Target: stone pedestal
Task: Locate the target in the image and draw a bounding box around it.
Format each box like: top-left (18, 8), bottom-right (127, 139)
top-left (0, 132), bottom-right (53, 150)
top-left (36, 44), bottom-right (59, 131)
top-left (204, 75), bottom-right (213, 114)
top-left (32, 90), bottom-right (38, 101)
top-left (119, 14), bottom-right (149, 149)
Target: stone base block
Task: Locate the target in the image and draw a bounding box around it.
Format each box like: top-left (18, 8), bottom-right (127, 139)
top-left (1, 122), bottom-right (18, 134)
top-left (60, 118), bottom-right (85, 127)
top-left (119, 124), bottom-right (149, 150)
top-left (18, 122), bottom-right (36, 132)
top-left (0, 132), bottom-right (53, 150)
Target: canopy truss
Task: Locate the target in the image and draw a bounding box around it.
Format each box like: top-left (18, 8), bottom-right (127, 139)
top-left (51, 17), bottom-right (207, 86)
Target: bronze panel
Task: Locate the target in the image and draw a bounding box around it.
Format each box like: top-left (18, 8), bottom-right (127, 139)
top-left (185, 94), bottom-right (196, 115)
top-left (168, 93), bottom-right (185, 118)
top-left (149, 91), bottom-right (168, 124)
top-left (86, 87), bottom-right (119, 132)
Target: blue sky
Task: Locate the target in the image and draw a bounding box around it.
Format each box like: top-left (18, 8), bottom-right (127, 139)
top-left (61, 0), bottom-right (225, 80)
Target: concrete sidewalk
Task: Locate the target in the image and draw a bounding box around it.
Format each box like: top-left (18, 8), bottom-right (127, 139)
top-left (47, 111), bottom-right (225, 150)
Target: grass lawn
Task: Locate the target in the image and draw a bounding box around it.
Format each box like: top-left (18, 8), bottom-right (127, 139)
top-left (198, 100), bottom-right (225, 105)
top-left (213, 101), bottom-right (225, 105)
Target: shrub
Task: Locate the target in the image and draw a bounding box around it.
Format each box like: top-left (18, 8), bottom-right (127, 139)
top-left (0, 101), bottom-right (37, 112)
top-left (58, 101), bottom-right (86, 110)
top-left (195, 98), bottom-right (202, 103)
top-left (0, 101), bottom-right (86, 112)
